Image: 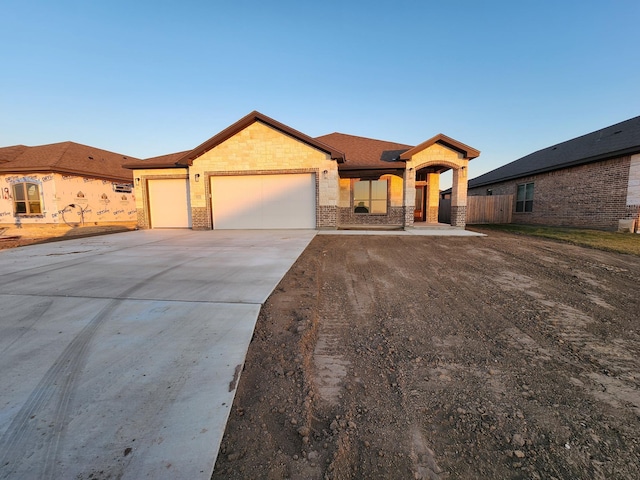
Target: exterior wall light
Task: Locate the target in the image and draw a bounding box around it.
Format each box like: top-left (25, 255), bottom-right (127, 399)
top-left (195, 174), bottom-right (201, 182)
top-left (135, 178), bottom-right (140, 186)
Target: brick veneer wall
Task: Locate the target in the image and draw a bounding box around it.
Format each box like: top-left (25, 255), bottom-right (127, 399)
top-left (317, 205), bottom-right (337, 229)
top-left (338, 206), bottom-right (405, 226)
top-left (451, 206), bottom-right (467, 227)
top-left (191, 207), bottom-right (210, 230)
top-left (404, 208), bottom-right (414, 228)
top-left (468, 156), bottom-right (634, 230)
top-left (136, 208), bottom-right (147, 229)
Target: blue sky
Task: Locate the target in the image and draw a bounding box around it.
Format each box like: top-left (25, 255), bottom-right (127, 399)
top-left (1, 0), bottom-right (639, 186)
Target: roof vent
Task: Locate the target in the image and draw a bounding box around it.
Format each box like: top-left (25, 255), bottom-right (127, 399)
top-left (88, 156), bottom-right (94, 160)
top-left (613, 130), bottom-right (622, 134)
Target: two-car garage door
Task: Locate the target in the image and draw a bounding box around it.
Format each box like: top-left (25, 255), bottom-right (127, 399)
top-left (210, 173), bottom-right (316, 229)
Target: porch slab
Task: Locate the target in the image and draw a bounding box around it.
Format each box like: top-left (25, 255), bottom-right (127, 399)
top-left (319, 228), bottom-right (484, 236)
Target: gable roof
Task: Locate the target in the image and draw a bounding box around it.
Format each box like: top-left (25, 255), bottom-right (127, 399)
top-left (315, 133), bottom-right (411, 171)
top-left (469, 115), bottom-right (640, 188)
top-left (399, 134), bottom-right (480, 160)
top-left (0, 141), bottom-right (137, 182)
top-left (178, 111), bottom-right (345, 165)
top-left (123, 111), bottom-right (346, 170)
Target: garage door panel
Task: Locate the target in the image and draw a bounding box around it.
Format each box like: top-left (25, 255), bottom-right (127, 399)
top-left (211, 174), bottom-right (315, 229)
top-left (148, 179), bottom-right (191, 228)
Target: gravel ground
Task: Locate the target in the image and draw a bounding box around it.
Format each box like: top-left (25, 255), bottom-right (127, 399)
top-left (213, 230), bottom-right (640, 479)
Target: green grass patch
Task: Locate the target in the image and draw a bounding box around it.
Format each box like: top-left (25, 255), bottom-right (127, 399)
top-left (470, 224), bottom-right (640, 256)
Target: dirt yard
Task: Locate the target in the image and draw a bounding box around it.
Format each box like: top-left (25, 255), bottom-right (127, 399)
top-left (0, 224), bottom-right (135, 250)
top-left (213, 230), bottom-right (640, 479)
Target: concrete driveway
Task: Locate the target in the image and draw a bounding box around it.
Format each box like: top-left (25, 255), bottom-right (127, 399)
top-left (0, 229), bottom-right (316, 480)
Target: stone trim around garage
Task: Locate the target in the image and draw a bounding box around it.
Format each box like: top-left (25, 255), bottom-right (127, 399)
top-left (200, 168), bottom-right (336, 230)
top-left (138, 173), bottom-right (189, 229)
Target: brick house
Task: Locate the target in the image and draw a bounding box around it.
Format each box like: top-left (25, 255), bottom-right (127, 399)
top-left (0, 142), bottom-right (137, 228)
top-left (125, 111), bottom-right (480, 230)
top-left (467, 116), bottom-right (640, 231)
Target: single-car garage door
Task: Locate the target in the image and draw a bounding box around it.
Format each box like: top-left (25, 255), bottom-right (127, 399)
top-left (211, 174), bottom-right (315, 229)
top-left (148, 178), bottom-right (191, 228)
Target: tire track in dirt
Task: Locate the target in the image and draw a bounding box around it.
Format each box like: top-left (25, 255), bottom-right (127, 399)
top-left (492, 267), bottom-right (640, 418)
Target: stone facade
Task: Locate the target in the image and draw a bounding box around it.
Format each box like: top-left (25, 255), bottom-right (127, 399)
top-left (190, 122), bottom-right (338, 230)
top-left (403, 143), bottom-right (470, 227)
top-left (129, 116), bottom-right (479, 231)
top-left (468, 155), bottom-right (639, 230)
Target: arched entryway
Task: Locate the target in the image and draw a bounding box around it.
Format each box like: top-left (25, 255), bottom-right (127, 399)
top-left (400, 135), bottom-right (479, 228)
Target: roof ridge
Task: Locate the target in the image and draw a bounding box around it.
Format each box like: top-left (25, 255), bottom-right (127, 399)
top-left (51, 141), bottom-right (73, 168)
top-left (317, 132), bottom-right (414, 147)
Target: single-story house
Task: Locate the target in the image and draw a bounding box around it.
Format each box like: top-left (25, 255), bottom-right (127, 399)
top-left (467, 115), bottom-right (640, 231)
top-left (125, 111), bottom-right (480, 230)
top-left (0, 142), bottom-right (138, 228)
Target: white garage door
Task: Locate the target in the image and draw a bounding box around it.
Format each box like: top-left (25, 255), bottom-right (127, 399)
top-left (211, 174), bottom-right (316, 229)
top-left (148, 179), bottom-right (191, 228)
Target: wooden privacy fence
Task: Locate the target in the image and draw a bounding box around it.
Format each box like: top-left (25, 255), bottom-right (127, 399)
top-left (467, 195), bottom-right (513, 224)
top-left (438, 195), bottom-right (513, 224)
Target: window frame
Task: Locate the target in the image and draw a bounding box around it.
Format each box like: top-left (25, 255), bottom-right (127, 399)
top-left (515, 182), bottom-right (534, 213)
top-left (12, 182), bottom-right (43, 215)
top-left (353, 179), bottom-right (388, 215)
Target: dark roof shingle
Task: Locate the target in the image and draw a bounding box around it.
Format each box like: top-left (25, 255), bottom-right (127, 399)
top-left (469, 115), bottom-right (640, 188)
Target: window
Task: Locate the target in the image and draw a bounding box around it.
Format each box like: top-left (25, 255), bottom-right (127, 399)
top-left (12, 182), bottom-right (42, 215)
top-left (354, 179), bottom-right (387, 214)
top-left (516, 182), bottom-right (534, 212)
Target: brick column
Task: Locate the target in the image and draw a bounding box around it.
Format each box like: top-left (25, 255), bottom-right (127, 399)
top-left (403, 167), bottom-right (416, 228)
top-left (451, 205), bottom-right (467, 227)
top-left (451, 164), bottom-right (468, 227)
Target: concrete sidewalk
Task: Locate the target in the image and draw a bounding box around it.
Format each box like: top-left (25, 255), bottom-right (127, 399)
top-left (0, 230), bottom-right (316, 480)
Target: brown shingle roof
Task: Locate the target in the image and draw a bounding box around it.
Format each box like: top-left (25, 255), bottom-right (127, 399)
top-left (0, 141), bottom-right (137, 182)
top-left (315, 133), bottom-right (411, 170)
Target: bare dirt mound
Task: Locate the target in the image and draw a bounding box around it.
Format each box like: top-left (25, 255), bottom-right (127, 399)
top-left (213, 232), bottom-right (640, 479)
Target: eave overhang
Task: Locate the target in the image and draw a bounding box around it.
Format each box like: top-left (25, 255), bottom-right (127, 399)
top-left (469, 146), bottom-right (640, 189)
